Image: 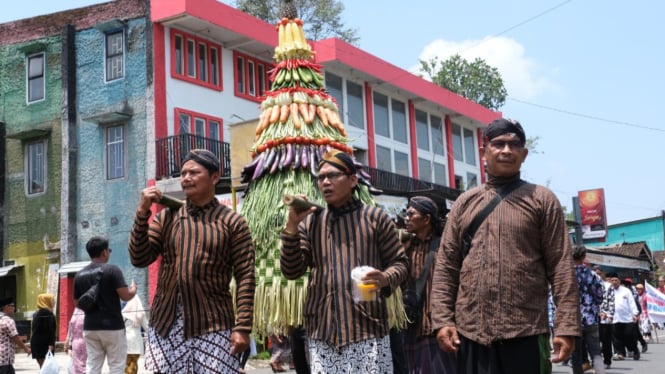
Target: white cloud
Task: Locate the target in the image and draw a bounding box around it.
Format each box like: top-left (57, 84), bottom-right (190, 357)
top-left (412, 36), bottom-right (558, 100)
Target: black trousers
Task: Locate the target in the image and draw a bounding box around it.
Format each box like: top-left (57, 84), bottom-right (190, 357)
top-left (599, 323), bottom-right (613, 365)
top-left (458, 334), bottom-right (548, 374)
top-left (390, 328), bottom-right (408, 374)
top-left (290, 326), bottom-right (310, 374)
top-left (612, 322), bottom-right (638, 357)
top-left (0, 365), bottom-right (15, 374)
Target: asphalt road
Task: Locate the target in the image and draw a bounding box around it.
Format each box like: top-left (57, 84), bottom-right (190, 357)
top-left (12, 329), bottom-right (664, 373)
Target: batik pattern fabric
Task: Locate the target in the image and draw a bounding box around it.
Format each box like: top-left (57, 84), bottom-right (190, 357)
top-left (599, 282), bottom-right (615, 324)
top-left (0, 313), bottom-right (18, 366)
top-left (308, 335), bottom-right (393, 374)
top-left (575, 264), bottom-right (604, 326)
top-left (144, 305), bottom-right (239, 373)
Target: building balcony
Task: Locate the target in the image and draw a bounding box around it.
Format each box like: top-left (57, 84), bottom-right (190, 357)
top-left (155, 134), bottom-right (231, 190)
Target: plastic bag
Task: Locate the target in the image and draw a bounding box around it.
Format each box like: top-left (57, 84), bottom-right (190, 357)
top-left (40, 351), bottom-right (60, 374)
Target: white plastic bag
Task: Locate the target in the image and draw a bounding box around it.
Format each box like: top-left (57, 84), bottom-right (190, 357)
top-left (40, 351), bottom-right (60, 374)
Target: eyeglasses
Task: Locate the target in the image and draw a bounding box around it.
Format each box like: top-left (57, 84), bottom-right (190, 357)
top-left (316, 172), bottom-right (348, 183)
top-left (488, 140), bottom-right (525, 150)
top-left (405, 211), bottom-right (422, 218)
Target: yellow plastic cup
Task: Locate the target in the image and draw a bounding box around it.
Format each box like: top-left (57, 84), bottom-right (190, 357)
top-left (356, 282), bottom-right (377, 302)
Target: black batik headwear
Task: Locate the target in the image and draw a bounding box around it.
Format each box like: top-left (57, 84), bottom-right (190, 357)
top-left (482, 118), bottom-right (526, 144)
top-left (182, 149), bottom-right (221, 174)
top-left (408, 196), bottom-right (442, 230)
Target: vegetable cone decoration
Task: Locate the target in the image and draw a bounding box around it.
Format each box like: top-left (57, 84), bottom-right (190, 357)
top-left (239, 0), bottom-right (406, 338)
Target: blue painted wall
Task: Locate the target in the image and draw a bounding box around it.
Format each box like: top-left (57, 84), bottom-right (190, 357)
top-left (587, 215), bottom-right (665, 252)
top-left (75, 17), bottom-right (151, 284)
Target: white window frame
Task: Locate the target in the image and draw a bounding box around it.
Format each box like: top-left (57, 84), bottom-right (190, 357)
top-left (26, 140), bottom-right (47, 195)
top-left (27, 52), bottom-right (45, 103)
top-left (105, 124), bottom-right (126, 180)
top-left (105, 30), bottom-right (124, 82)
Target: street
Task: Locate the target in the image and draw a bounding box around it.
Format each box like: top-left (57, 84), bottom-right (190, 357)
top-left (11, 330), bottom-right (664, 373)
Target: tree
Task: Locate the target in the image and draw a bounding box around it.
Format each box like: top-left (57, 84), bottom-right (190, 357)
top-left (420, 54), bottom-right (507, 111)
top-left (233, 0), bottom-right (359, 44)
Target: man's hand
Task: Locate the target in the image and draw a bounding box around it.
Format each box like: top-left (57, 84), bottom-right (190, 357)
top-left (137, 186), bottom-right (162, 215)
top-left (362, 269), bottom-right (388, 290)
top-left (551, 336), bottom-right (575, 363)
top-left (436, 326), bottom-right (461, 353)
top-left (230, 331), bottom-right (250, 355)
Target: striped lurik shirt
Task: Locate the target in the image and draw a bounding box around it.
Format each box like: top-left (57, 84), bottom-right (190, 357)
top-left (129, 198), bottom-right (255, 339)
top-left (280, 198), bottom-right (408, 348)
top-left (402, 234), bottom-right (438, 336)
top-left (430, 173), bottom-right (581, 345)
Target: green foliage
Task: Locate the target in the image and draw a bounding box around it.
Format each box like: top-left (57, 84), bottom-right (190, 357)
top-left (420, 54), bottom-right (507, 111)
top-left (233, 0), bottom-right (359, 44)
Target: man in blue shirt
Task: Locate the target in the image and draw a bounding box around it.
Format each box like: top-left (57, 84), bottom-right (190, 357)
top-left (571, 246), bottom-right (605, 374)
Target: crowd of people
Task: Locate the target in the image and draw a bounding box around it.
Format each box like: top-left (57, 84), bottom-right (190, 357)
top-left (1, 118), bottom-right (663, 374)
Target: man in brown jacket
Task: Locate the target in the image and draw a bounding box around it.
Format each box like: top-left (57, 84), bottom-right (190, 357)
top-left (430, 118), bottom-right (580, 374)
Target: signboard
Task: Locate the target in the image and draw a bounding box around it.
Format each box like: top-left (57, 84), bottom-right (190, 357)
top-left (217, 192), bottom-right (244, 211)
top-left (578, 188), bottom-right (608, 240)
top-left (373, 194), bottom-right (408, 220)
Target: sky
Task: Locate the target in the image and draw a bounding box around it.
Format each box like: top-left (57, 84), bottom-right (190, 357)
top-left (2, 1), bottom-right (664, 226)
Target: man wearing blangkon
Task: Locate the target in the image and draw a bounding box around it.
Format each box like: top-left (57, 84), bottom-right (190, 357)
top-left (129, 149), bottom-right (255, 373)
top-left (280, 149), bottom-right (408, 373)
top-left (430, 118), bottom-right (581, 374)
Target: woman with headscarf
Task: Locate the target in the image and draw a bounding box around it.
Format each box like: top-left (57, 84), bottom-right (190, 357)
top-left (30, 293), bottom-right (57, 368)
top-left (400, 196), bottom-right (456, 373)
top-left (122, 295), bottom-right (149, 374)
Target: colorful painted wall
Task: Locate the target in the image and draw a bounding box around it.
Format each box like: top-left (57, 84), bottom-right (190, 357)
top-left (0, 34), bottom-right (63, 320)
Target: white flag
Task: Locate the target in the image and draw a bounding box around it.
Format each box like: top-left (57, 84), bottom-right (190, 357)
top-left (644, 282), bottom-right (665, 323)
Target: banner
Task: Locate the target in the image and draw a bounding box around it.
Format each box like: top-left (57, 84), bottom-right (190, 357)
top-left (578, 188), bottom-right (608, 240)
top-left (644, 282), bottom-right (665, 323)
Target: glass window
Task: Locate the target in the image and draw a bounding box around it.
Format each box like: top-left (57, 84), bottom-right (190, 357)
top-left (394, 150), bottom-right (409, 176)
top-left (431, 115), bottom-right (444, 156)
top-left (209, 120), bottom-right (220, 140)
top-left (186, 39), bottom-right (196, 78)
top-left (392, 99), bottom-right (407, 143)
top-left (415, 110), bottom-right (429, 151)
top-left (179, 113), bottom-right (191, 133)
top-left (174, 35), bottom-right (184, 75)
top-left (418, 157), bottom-right (432, 182)
top-left (376, 145), bottom-right (391, 171)
top-left (455, 174), bottom-right (464, 190)
top-left (27, 53), bottom-right (45, 102)
top-left (170, 29), bottom-right (223, 89)
top-left (326, 73), bottom-right (344, 121)
top-left (210, 47), bottom-right (219, 86)
top-left (106, 125), bottom-right (125, 180)
top-left (106, 31), bottom-right (124, 81)
top-left (257, 64), bottom-right (266, 97)
top-left (467, 172), bottom-right (478, 189)
top-left (347, 81), bottom-right (364, 129)
top-left (247, 60), bottom-right (256, 96)
top-left (198, 43), bottom-right (207, 82)
top-left (373, 92), bottom-right (389, 137)
top-left (434, 162), bottom-right (447, 185)
top-left (463, 128), bottom-right (476, 166)
top-left (27, 140), bottom-right (46, 194)
top-left (452, 124), bottom-right (463, 161)
top-left (236, 56), bottom-right (245, 94)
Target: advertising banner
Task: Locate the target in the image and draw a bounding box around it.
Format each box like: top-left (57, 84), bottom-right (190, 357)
top-left (578, 188), bottom-right (608, 240)
top-left (644, 282), bottom-right (665, 323)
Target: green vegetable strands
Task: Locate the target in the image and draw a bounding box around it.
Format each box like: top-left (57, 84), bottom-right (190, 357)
top-left (238, 5), bottom-right (407, 339)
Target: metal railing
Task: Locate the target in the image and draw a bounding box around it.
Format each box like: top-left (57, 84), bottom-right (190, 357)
top-left (364, 166), bottom-right (459, 198)
top-left (155, 134), bottom-right (231, 180)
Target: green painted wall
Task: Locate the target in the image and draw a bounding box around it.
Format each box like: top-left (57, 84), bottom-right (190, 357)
top-left (1, 35), bottom-right (63, 315)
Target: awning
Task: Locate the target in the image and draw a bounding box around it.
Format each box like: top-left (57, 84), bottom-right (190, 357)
top-left (57, 261), bottom-right (91, 274)
top-left (0, 264), bottom-right (24, 277)
top-left (586, 249), bottom-right (652, 271)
